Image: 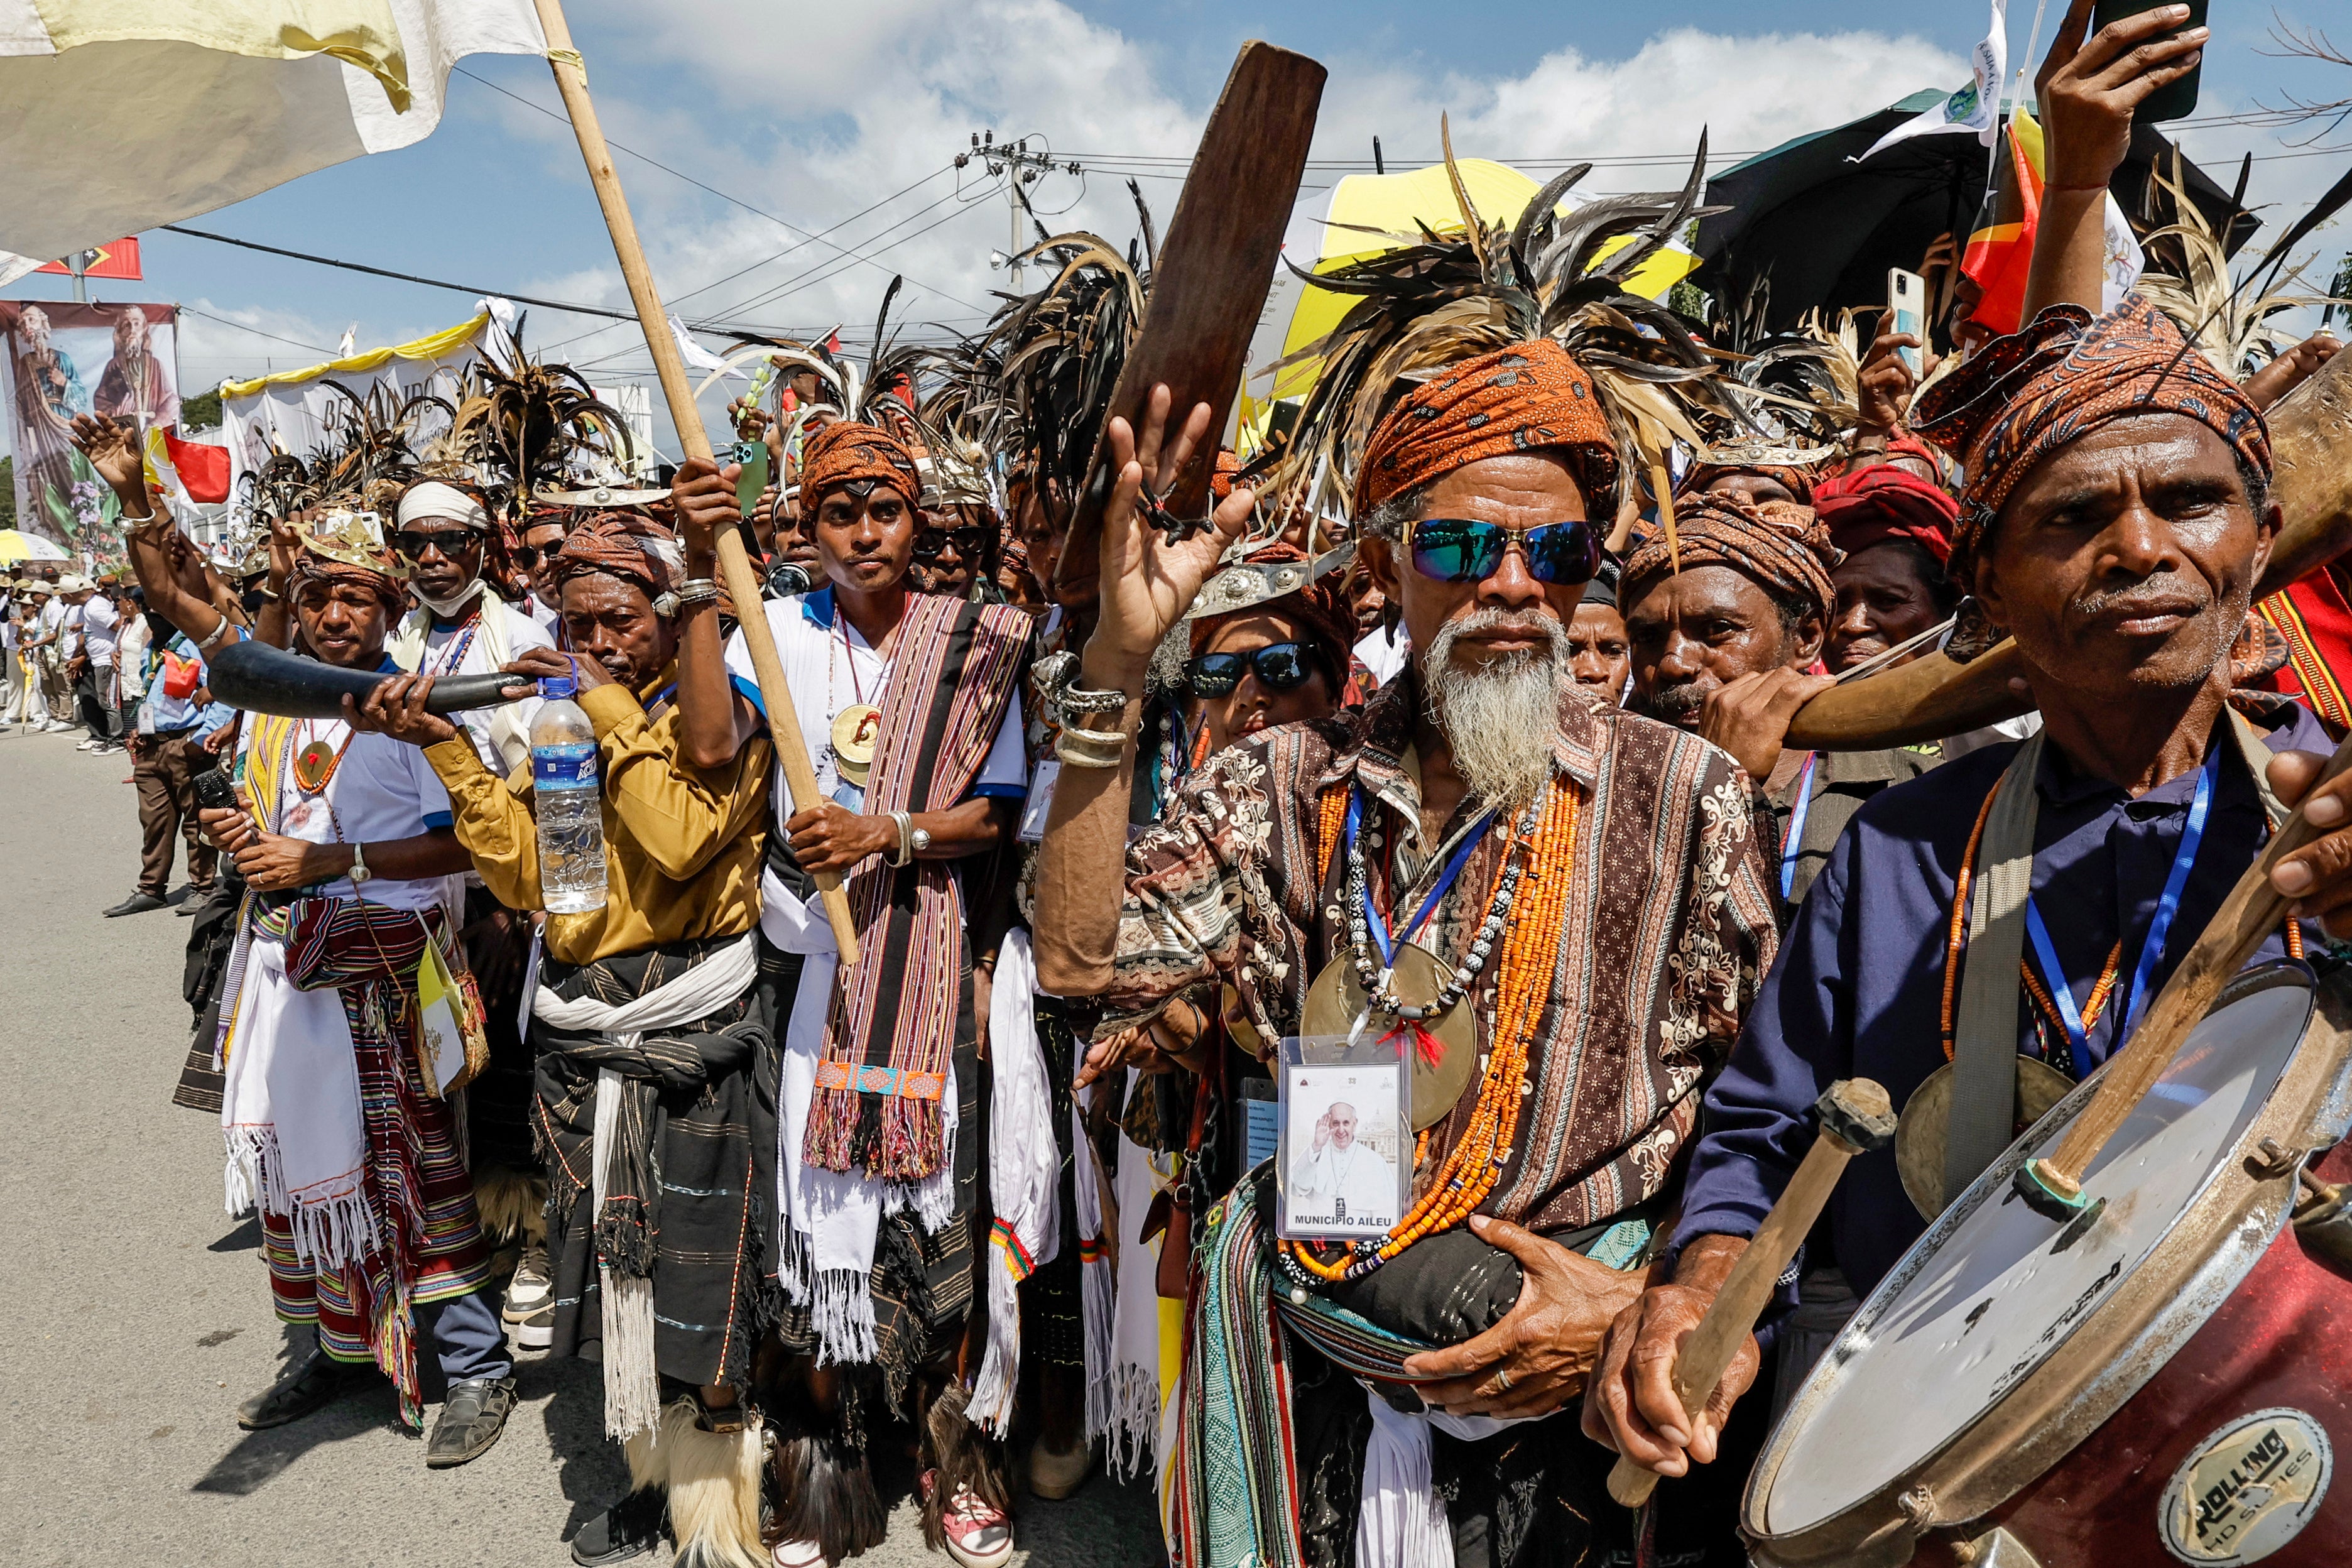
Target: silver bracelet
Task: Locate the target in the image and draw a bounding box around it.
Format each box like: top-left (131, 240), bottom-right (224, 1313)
top-left (1055, 723), bottom-right (1130, 770)
top-left (673, 577), bottom-right (722, 608)
top-left (888, 810), bottom-right (915, 866)
top-left (1038, 649), bottom-right (1130, 718)
top-left (195, 611), bottom-right (234, 653)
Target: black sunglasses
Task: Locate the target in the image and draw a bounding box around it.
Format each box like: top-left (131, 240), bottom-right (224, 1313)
top-left (391, 527), bottom-right (482, 562)
top-left (511, 540), bottom-right (566, 569)
top-left (1404, 517), bottom-right (1600, 585)
top-left (1187, 641), bottom-right (1320, 699)
top-left (912, 525), bottom-right (992, 562)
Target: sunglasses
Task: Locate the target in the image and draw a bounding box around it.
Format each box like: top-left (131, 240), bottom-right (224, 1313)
top-left (1404, 517), bottom-right (1600, 585)
top-left (1187, 641), bottom-right (1320, 699)
top-left (912, 525), bottom-right (992, 562)
top-left (511, 540), bottom-right (565, 569)
top-left (391, 528), bottom-right (482, 562)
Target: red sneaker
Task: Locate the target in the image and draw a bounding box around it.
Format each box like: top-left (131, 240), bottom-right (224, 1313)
top-left (919, 1467), bottom-right (1013, 1568)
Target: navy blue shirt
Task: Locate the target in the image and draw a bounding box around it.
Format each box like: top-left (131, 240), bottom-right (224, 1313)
top-left (1672, 699), bottom-right (2333, 1296)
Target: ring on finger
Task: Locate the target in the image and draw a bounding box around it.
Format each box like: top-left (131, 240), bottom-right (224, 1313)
top-left (1494, 1368), bottom-right (1513, 1394)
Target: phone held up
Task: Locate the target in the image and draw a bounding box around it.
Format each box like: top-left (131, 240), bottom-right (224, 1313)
top-left (1886, 267), bottom-right (1925, 377)
top-left (2089, 0), bottom-right (2206, 123)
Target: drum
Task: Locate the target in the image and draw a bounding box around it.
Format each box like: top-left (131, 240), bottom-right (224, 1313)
top-left (1745, 961), bottom-right (2352, 1568)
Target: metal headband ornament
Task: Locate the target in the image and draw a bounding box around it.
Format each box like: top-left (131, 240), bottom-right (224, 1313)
top-left (540, 482), bottom-right (672, 508)
top-left (295, 508), bottom-right (404, 577)
top-left (1183, 542), bottom-right (1355, 623)
top-left (1692, 435), bottom-right (1838, 470)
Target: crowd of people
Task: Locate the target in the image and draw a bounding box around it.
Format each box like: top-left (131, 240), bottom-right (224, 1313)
top-left (29, 6), bottom-right (2352, 1567)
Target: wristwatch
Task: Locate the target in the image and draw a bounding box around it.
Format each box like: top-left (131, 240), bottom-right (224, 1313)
top-left (348, 842), bottom-right (373, 885)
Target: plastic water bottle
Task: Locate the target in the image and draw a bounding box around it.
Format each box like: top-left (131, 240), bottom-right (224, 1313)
top-left (532, 669), bottom-right (607, 914)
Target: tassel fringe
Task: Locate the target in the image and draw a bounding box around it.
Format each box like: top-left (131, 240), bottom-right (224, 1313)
top-left (633, 1401), bottom-right (766, 1568)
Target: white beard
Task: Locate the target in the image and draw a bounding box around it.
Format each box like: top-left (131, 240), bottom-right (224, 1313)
top-left (1422, 611), bottom-right (1571, 810)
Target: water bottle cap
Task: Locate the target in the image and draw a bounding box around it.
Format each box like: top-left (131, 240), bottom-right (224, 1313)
top-left (538, 656), bottom-right (579, 699)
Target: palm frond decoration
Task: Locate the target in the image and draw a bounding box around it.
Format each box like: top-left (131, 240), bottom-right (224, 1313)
top-left (2137, 153), bottom-right (2339, 377)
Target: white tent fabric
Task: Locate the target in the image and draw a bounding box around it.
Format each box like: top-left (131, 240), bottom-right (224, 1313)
top-left (0, 0), bottom-right (546, 283)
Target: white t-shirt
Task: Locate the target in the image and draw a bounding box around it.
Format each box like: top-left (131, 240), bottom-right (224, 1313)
top-left (236, 712), bottom-right (459, 913)
top-left (416, 597), bottom-right (552, 769)
top-left (79, 596), bottom-right (119, 667)
top-left (725, 591), bottom-right (1027, 815)
top-left (116, 614), bottom-right (151, 697)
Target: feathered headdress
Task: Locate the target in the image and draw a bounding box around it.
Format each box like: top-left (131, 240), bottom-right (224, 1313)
top-left (972, 185), bottom-right (1155, 513)
top-left (423, 327), bottom-right (636, 513)
top-left (1251, 123), bottom-right (1779, 526)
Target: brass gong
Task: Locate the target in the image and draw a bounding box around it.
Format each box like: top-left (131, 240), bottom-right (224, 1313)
top-left (1894, 1055), bottom-right (2075, 1218)
top-left (1301, 942), bottom-right (1478, 1131)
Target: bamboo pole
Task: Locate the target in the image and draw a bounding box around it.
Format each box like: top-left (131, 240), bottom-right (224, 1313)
top-left (531, 0), bottom-right (856, 962)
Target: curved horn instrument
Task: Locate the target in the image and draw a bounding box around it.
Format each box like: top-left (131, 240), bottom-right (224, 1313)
top-left (1789, 347), bottom-right (2352, 749)
top-left (207, 636), bottom-right (531, 721)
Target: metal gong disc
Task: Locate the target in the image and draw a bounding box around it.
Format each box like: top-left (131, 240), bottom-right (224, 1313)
top-left (1301, 942), bottom-right (1478, 1131)
top-left (1895, 1055), bottom-right (2077, 1219)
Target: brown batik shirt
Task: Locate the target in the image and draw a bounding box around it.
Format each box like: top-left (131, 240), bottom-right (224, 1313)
top-left (1101, 675), bottom-right (1782, 1233)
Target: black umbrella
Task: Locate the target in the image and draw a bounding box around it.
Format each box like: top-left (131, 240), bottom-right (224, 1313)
top-left (1692, 91), bottom-right (2257, 338)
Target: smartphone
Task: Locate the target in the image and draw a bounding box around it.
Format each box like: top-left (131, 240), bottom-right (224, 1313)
top-left (731, 439), bottom-right (770, 518)
top-left (2089, 0), bottom-right (2206, 124)
top-left (1887, 268), bottom-right (1926, 376)
top-left (192, 766), bottom-right (237, 812)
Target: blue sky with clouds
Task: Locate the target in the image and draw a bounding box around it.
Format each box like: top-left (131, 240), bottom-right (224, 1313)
top-left (4, 0), bottom-right (2344, 459)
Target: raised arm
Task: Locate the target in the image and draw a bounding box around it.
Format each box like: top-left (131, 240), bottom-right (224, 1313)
top-left (70, 413), bottom-right (227, 644)
top-left (1030, 385), bottom-right (1253, 994)
top-left (668, 457), bottom-right (763, 771)
top-left (2022, 0), bottom-right (2207, 321)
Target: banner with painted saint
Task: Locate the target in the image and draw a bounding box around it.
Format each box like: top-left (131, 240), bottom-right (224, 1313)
top-left (0, 299), bottom-right (180, 550)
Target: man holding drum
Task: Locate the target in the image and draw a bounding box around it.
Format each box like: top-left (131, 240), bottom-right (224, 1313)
top-left (1588, 0), bottom-right (2352, 1490)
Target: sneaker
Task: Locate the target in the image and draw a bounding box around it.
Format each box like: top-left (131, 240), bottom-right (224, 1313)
top-left (920, 1468), bottom-right (1014, 1568)
top-left (509, 1301), bottom-right (554, 1351)
top-left (770, 1540), bottom-right (825, 1568)
top-left (572, 1489), bottom-right (667, 1567)
top-left (44, 719), bottom-right (74, 732)
top-left (76, 737), bottom-right (101, 750)
top-left (425, 1375), bottom-right (515, 1469)
top-left (503, 1242), bottom-right (553, 1320)
top-left (235, 1348), bottom-right (379, 1430)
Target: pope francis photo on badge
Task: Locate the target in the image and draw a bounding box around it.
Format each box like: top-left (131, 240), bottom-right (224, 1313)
top-left (1283, 1064), bottom-right (1402, 1236)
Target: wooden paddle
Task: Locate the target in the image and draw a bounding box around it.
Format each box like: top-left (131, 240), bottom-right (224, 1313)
top-left (2017, 725), bottom-right (2352, 1221)
top-left (1787, 344), bottom-right (2352, 751)
top-left (533, 0), bottom-right (856, 962)
top-left (1048, 41), bottom-right (1327, 604)
top-left (1606, 1079), bottom-right (1896, 1510)
top-left (1029, 41), bottom-right (1326, 998)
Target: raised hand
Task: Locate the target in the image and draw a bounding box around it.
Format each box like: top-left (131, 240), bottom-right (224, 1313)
top-left (1082, 384), bottom-right (1256, 688)
top-left (342, 673), bottom-right (458, 748)
top-left (68, 413), bottom-right (149, 508)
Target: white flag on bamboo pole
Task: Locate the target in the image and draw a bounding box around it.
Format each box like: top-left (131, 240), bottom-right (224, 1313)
top-left (0, 0), bottom-right (548, 285)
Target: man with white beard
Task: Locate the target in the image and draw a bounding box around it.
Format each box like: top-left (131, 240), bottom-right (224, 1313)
top-left (1035, 342), bottom-right (1780, 1567)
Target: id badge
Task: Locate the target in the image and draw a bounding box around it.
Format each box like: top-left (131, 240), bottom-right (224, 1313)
top-left (1275, 1032), bottom-right (1412, 1241)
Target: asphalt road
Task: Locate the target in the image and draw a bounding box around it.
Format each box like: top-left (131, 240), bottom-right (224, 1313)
top-left (1, 722), bottom-right (1162, 1567)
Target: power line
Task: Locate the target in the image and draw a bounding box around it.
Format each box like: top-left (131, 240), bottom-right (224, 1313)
top-left (452, 64), bottom-right (985, 313)
top-left (177, 304), bottom-right (339, 356)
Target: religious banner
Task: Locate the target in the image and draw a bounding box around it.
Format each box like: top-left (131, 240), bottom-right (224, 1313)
top-left (219, 309), bottom-right (494, 518)
top-left (0, 299), bottom-right (180, 550)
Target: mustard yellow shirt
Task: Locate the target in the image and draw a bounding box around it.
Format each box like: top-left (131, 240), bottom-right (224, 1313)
top-left (425, 675), bottom-right (773, 968)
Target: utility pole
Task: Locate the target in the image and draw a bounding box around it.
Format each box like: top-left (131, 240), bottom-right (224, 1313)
top-left (957, 131), bottom-right (1081, 293)
top-left (67, 247), bottom-right (97, 303)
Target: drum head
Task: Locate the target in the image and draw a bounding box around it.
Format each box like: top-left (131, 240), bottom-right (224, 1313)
top-left (1760, 964), bottom-right (2314, 1537)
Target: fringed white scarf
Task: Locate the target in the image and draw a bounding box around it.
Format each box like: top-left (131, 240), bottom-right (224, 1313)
top-left (764, 868), bottom-right (957, 1365)
top-left (967, 930), bottom-right (1059, 1433)
top-left (1105, 1111), bottom-right (1165, 1479)
top-left (217, 918), bottom-right (379, 1269)
top-left (533, 931), bottom-right (759, 1442)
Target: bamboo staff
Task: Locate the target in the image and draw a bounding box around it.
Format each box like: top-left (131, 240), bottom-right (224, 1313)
top-left (531, 0), bottom-right (856, 962)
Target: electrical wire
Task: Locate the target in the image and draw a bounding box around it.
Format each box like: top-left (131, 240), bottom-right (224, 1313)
top-left (177, 305), bottom-right (340, 356)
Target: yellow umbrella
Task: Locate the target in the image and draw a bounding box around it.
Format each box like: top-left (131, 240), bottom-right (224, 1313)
top-left (0, 529), bottom-right (71, 564)
top-left (1244, 158), bottom-right (1703, 435)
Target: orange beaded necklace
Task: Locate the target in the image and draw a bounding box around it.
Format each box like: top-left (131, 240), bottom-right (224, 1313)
top-left (1283, 778), bottom-right (1581, 1283)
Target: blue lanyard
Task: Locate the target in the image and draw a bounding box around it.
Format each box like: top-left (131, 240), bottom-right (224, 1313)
top-left (2021, 742), bottom-right (2219, 1079)
top-left (1778, 753), bottom-right (1818, 902)
top-left (1344, 787), bottom-right (1498, 968)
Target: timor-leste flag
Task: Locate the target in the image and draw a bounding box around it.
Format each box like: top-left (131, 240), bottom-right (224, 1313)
top-left (1961, 110), bottom-right (2047, 340)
